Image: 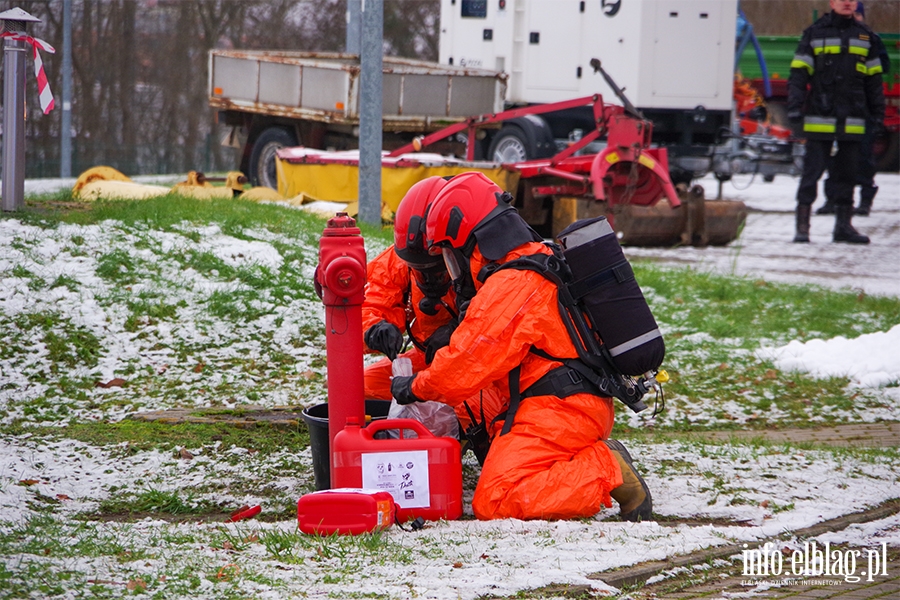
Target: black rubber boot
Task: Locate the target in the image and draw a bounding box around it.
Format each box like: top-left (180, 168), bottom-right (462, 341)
top-left (855, 185), bottom-right (877, 216)
top-left (833, 205), bottom-right (870, 244)
top-left (606, 439), bottom-right (652, 522)
top-left (815, 200), bottom-right (836, 215)
top-left (793, 204), bottom-right (811, 243)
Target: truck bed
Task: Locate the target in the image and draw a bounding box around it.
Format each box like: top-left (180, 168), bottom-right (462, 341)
top-left (208, 50), bottom-right (507, 133)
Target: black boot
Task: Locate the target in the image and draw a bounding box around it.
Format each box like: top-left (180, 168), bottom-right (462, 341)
top-left (833, 205), bottom-right (870, 244)
top-left (793, 204), bottom-right (811, 243)
top-left (855, 185), bottom-right (877, 216)
top-left (815, 199), bottom-right (836, 215)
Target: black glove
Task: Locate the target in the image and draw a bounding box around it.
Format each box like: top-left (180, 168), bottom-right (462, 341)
top-left (391, 375), bottom-right (423, 405)
top-left (424, 324), bottom-right (455, 364)
top-left (364, 321), bottom-right (403, 361)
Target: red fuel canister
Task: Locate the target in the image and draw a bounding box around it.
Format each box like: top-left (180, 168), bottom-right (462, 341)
top-left (297, 488), bottom-right (395, 535)
top-left (332, 418), bottom-right (462, 523)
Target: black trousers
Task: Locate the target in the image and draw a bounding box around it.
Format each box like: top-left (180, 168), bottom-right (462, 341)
top-left (824, 128), bottom-right (876, 201)
top-left (797, 139), bottom-right (860, 207)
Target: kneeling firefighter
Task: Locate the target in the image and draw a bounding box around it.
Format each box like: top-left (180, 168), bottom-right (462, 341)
top-left (390, 172), bottom-right (653, 521)
top-left (362, 176), bottom-right (506, 435)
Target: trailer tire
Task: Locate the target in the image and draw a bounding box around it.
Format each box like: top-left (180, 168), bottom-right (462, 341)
top-left (249, 127), bottom-right (298, 189)
top-left (487, 116), bottom-right (556, 163)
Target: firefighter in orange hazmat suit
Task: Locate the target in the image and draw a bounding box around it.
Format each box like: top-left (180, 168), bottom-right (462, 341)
top-left (390, 172), bottom-right (652, 521)
top-left (362, 176), bottom-right (506, 433)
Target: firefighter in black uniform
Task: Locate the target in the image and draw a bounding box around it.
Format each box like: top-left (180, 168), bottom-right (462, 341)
top-left (817, 2), bottom-right (889, 217)
top-left (788, 0), bottom-right (886, 244)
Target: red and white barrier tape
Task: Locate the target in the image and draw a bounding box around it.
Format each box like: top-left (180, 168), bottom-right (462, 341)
top-left (0, 32), bottom-right (55, 114)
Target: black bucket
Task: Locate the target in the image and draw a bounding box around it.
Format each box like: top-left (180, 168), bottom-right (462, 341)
top-left (300, 399), bottom-right (391, 491)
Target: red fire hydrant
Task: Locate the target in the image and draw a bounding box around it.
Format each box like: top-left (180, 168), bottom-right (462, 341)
top-left (316, 212), bottom-right (367, 487)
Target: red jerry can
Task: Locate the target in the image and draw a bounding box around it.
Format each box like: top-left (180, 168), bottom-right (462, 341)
top-left (332, 418), bottom-right (463, 523)
top-left (297, 489), bottom-right (396, 535)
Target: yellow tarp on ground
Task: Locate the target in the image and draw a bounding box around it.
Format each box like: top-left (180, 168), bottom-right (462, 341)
top-left (276, 149), bottom-right (520, 214)
top-left (77, 180), bottom-right (171, 201)
top-left (71, 167), bottom-right (282, 202)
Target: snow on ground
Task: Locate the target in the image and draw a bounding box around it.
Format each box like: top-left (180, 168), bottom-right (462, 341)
top-left (758, 323), bottom-right (900, 388)
top-left (0, 172), bottom-right (896, 599)
top-left (0, 434), bottom-right (896, 599)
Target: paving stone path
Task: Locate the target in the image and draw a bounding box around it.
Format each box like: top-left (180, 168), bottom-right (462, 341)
top-left (593, 500), bottom-right (900, 599)
top-left (130, 408), bottom-right (900, 449)
top-left (129, 405), bottom-right (307, 430)
top-left (698, 422), bottom-right (900, 448)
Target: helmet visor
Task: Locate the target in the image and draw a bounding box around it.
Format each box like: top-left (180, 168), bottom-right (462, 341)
top-left (441, 246), bottom-right (463, 281)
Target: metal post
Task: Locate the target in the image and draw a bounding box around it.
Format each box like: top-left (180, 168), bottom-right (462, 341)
top-left (1, 8), bottom-right (40, 212)
top-left (60, 0), bottom-right (72, 178)
top-left (357, 0), bottom-right (383, 226)
top-left (345, 0), bottom-right (360, 55)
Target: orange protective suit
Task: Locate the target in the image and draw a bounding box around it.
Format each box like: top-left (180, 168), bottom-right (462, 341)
top-left (411, 241), bottom-right (623, 520)
top-left (362, 246), bottom-right (506, 430)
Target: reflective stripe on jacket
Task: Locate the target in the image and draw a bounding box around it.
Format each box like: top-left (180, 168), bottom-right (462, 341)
top-left (787, 11), bottom-right (886, 141)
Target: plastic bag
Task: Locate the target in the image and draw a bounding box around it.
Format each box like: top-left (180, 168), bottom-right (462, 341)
top-left (388, 357), bottom-right (460, 439)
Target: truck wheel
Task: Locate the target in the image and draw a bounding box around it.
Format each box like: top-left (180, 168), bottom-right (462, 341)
top-left (488, 125), bottom-right (530, 163)
top-left (249, 127), bottom-right (297, 189)
top-left (874, 131), bottom-right (899, 173)
top-left (487, 116), bottom-right (556, 163)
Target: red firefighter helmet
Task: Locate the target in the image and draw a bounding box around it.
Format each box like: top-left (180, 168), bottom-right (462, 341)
top-left (394, 176), bottom-right (448, 268)
top-left (425, 172), bottom-right (504, 253)
top-left (426, 171), bottom-right (537, 261)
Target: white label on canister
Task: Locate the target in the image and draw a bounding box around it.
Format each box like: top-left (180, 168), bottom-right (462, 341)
top-left (361, 450), bottom-right (430, 509)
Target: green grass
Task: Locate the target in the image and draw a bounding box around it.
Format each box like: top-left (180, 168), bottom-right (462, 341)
top-left (0, 194), bottom-right (381, 428)
top-left (48, 420), bottom-right (309, 456)
top-left (615, 263), bottom-right (900, 431)
top-left (96, 248), bottom-right (143, 284)
top-left (97, 488), bottom-right (219, 516)
top-left (26, 193), bottom-right (391, 245)
top-left (634, 264), bottom-right (900, 343)
top-left (2, 194), bottom-right (897, 433)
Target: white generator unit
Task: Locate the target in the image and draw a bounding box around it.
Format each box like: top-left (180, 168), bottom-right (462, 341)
top-left (440, 0), bottom-right (736, 111)
top-left (439, 0), bottom-right (740, 176)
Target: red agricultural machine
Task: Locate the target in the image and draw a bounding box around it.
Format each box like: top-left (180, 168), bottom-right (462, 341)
top-left (386, 62), bottom-right (747, 247)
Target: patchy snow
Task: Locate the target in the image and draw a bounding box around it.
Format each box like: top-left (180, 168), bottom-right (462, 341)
top-left (0, 172), bottom-right (897, 598)
top-left (21, 170), bottom-right (900, 295)
top-left (0, 434), bottom-right (896, 599)
top-left (816, 513), bottom-right (900, 548)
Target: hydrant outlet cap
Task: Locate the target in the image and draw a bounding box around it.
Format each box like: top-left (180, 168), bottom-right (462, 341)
top-left (323, 256), bottom-right (365, 298)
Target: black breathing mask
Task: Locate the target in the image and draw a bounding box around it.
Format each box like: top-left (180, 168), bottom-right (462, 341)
top-left (411, 262), bottom-right (452, 315)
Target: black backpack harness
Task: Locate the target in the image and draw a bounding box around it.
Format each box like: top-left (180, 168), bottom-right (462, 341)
top-left (473, 248), bottom-right (657, 438)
